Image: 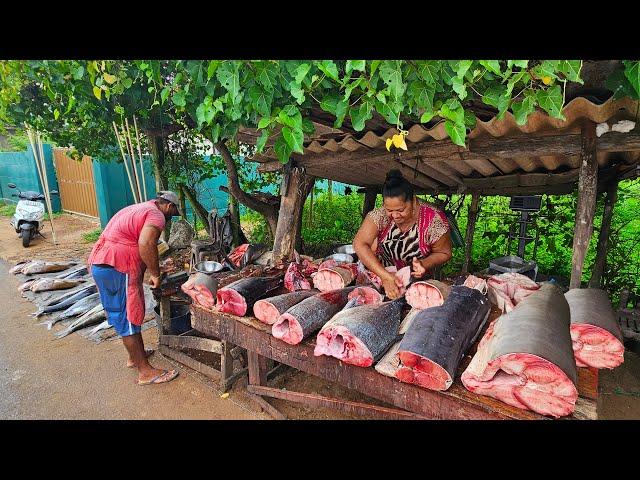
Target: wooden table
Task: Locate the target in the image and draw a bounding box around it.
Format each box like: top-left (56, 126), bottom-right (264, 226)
top-left (190, 304), bottom-right (598, 420)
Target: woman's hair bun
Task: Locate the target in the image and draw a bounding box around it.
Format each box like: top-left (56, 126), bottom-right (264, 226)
top-left (386, 169), bottom-right (404, 182)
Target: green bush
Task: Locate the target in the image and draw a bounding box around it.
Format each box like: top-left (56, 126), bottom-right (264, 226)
top-left (82, 228), bottom-right (103, 243)
top-left (0, 202), bottom-right (16, 217)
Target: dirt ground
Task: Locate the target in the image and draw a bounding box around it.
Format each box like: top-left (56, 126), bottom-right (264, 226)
top-left (1, 212), bottom-right (639, 420)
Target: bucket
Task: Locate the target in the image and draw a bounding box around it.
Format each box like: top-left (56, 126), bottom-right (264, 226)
top-left (155, 303), bottom-right (191, 335)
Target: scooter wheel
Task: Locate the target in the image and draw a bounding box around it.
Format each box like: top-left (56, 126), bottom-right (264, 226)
top-left (21, 230), bottom-right (31, 248)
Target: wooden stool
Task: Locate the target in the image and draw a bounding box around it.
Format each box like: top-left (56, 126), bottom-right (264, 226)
top-left (189, 240), bottom-right (217, 273)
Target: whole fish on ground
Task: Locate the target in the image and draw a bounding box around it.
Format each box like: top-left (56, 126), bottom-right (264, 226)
top-left (22, 261), bottom-right (77, 275)
top-left (29, 278), bottom-right (84, 293)
top-left (33, 284), bottom-right (97, 317)
top-left (314, 298), bottom-right (405, 367)
top-left (272, 286), bottom-right (358, 345)
top-left (10, 261), bottom-right (29, 274)
top-left (54, 304), bottom-right (106, 339)
top-left (18, 279), bottom-right (38, 292)
top-left (40, 293), bottom-right (101, 330)
top-left (216, 276), bottom-right (283, 316)
top-left (54, 265), bottom-right (88, 279)
top-left (396, 286), bottom-right (491, 391)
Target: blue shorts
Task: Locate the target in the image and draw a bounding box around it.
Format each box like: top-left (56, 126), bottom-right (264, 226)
top-left (91, 264), bottom-right (142, 337)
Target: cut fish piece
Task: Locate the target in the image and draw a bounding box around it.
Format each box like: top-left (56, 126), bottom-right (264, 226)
top-left (254, 289), bottom-right (319, 325)
top-left (405, 279), bottom-right (451, 310)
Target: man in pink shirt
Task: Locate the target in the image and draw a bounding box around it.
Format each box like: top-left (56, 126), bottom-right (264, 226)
top-left (88, 191), bottom-right (182, 385)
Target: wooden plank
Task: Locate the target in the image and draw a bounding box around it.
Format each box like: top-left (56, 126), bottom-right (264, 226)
top-left (246, 391), bottom-right (287, 419)
top-left (247, 385), bottom-right (428, 420)
top-left (570, 122), bottom-right (598, 288)
top-left (462, 193), bottom-right (480, 273)
top-left (189, 307), bottom-right (596, 419)
top-left (221, 341), bottom-right (236, 393)
top-left (158, 344), bottom-right (221, 379)
top-left (247, 350), bottom-right (269, 386)
top-left (576, 367), bottom-right (599, 400)
top-left (159, 334), bottom-right (222, 354)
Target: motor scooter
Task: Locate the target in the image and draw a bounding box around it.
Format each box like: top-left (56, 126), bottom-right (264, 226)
top-left (6, 182), bottom-right (58, 247)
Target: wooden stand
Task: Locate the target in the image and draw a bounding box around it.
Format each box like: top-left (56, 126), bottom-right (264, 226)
top-left (190, 305), bottom-right (598, 420)
top-left (157, 296), bottom-right (247, 392)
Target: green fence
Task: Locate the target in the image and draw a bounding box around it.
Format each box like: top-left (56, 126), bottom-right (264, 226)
top-left (0, 144), bottom-right (61, 211)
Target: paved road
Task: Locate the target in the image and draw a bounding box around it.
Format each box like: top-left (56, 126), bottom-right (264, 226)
top-left (0, 260), bottom-right (266, 420)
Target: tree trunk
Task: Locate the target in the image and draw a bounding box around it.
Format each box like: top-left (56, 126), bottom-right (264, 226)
top-left (215, 141), bottom-right (279, 238)
top-left (177, 187), bottom-right (187, 221)
top-left (272, 165), bottom-right (315, 264)
top-left (570, 122), bottom-right (598, 289)
top-left (228, 193), bottom-right (248, 247)
top-left (328, 179), bottom-right (332, 201)
top-left (180, 183), bottom-right (210, 234)
top-left (588, 180), bottom-right (618, 288)
top-left (462, 193), bottom-right (481, 274)
top-left (362, 188), bottom-right (377, 219)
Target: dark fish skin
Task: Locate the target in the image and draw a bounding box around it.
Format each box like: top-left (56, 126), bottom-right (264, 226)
top-left (277, 286), bottom-right (357, 341)
top-left (254, 289), bottom-right (319, 324)
top-left (315, 298), bottom-right (405, 365)
top-left (41, 293), bottom-right (101, 329)
top-left (34, 284), bottom-right (98, 317)
top-left (55, 265), bottom-right (88, 279)
top-left (398, 286), bottom-right (491, 384)
top-left (219, 276), bottom-right (282, 310)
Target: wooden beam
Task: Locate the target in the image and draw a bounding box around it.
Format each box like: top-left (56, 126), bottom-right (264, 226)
top-left (159, 334), bottom-right (223, 354)
top-left (588, 179), bottom-right (618, 288)
top-left (462, 193), bottom-right (480, 274)
top-left (158, 345), bottom-right (221, 379)
top-left (362, 188), bottom-right (377, 219)
top-left (570, 122), bottom-right (599, 289)
top-left (256, 160), bottom-right (283, 173)
top-left (246, 385), bottom-right (428, 420)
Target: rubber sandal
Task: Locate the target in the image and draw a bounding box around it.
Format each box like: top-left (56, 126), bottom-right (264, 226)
top-left (126, 349), bottom-right (155, 368)
top-left (137, 369), bottom-right (179, 386)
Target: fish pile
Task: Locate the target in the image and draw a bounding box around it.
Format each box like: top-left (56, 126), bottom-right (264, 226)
top-left (181, 273), bottom-right (217, 309)
top-left (12, 260), bottom-right (77, 276)
top-left (314, 263), bottom-right (410, 295)
top-left (216, 276), bottom-right (282, 316)
top-left (487, 272), bottom-right (539, 313)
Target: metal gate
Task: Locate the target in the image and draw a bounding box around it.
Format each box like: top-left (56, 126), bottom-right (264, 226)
top-left (53, 148), bottom-right (99, 218)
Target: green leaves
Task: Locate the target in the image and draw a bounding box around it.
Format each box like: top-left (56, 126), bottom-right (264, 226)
top-left (207, 60), bottom-right (220, 80)
top-left (623, 60), bottom-right (640, 98)
top-left (318, 60), bottom-right (339, 82)
top-left (346, 60), bottom-right (366, 74)
top-left (274, 135), bottom-right (293, 163)
top-left (379, 61), bottom-right (405, 99)
top-left (511, 93), bottom-right (536, 125)
top-left (537, 85), bottom-right (565, 119)
top-left (479, 60), bottom-right (501, 76)
top-left (558, 60), bottom-right (583, 83)
top-left (416, 61), bottom-right (440, 84)
top-left (216, 61), bottom-right (240, 98)
top-left (172, 91), bottom-right (186, 107)
top-left (248, 85), bottom-right (272, 116)
top-left (444, 120), bottom-right (466, 146)
top-left (482, 85), bottom-right (510, 118)
top-left (294, 63), bottom-right (311, 84)
top-left (92, 86), bottom-right (102, 100)
top-left (282, 125), bottom-right (304, 153)
top-left (349, 101), bottom-right (373, 131)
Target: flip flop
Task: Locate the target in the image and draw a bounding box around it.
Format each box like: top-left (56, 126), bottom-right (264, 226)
top-left (137, 369), bottom-right (179, 386)
top-left (126, 349), bottom-right (155, 368)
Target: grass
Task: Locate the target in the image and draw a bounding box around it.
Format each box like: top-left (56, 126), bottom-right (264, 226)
top-left (82, 228), bottom-right (103, 243)
top-left (0, 202), bottom-right (16, 217)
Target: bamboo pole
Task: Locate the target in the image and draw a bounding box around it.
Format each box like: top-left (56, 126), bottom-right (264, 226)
top-left (125, 118), bottom-right (143, 203)
top-left (112, 121), bottom-right (138, 203)
top-left (133, 116), bottom-right (148, 201)
top-left (35, 132), bottom-right (57, 244)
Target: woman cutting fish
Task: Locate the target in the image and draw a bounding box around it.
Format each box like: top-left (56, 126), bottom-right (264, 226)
top-left (353, 169), bottom-right (453, 299)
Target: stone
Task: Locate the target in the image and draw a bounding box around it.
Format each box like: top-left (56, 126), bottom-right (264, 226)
top-left (168, 219), bottom-right (194, 249)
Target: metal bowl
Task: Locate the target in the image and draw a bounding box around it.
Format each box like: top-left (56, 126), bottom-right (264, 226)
top-left (325, 253), bottom-right (354, 264)
top-left (195, 260), bottom-right (224, 274)
top-left (334, 244), bottom-right (357, 261)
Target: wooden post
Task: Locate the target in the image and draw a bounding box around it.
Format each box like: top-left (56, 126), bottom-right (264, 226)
top-left (462, 192), bottom-right (480, 274)
top-left (272, 165), bottom-right (314, 264)
top-left (570, 122), bottom-right (598, 289)
top-left (362, 188), bottom-right (377, 219)
top-left (588, 180), bottom-right (618, 288)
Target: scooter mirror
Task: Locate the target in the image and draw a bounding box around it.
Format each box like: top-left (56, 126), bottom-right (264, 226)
top-left (7, 183), bottom-right (16, 189)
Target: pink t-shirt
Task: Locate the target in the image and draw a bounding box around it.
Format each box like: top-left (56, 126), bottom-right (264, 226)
top-left (88, 200), bottom-right (166, 276)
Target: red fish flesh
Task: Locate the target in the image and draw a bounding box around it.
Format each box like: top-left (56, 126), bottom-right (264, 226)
top-left (405, 279), bottom-right (451, 310)
top-left (486, 272), bottom-right (539, 313)
top-left (284, 261), bottom-right (312, 292)
top-left (254, 289), bottom-right (319, 325)
top-left (216, 276), bottom-right (282, 316)
top-left (565, 288), bottom-right (624, 369)
top-left (461, 284), bottom-right (578, 418)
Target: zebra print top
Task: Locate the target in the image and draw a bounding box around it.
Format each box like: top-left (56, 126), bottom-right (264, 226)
top-left (367, 202), bottom-right (449, 269)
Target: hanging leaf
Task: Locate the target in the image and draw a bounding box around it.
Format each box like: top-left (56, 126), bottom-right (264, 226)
top-left (274, 135), bottom-right (293, 163)
top-left (92, 86), bottom-right (102, 100)
top-left (385, 137), bottom-right (393, 151)
top-left (103, 73), bottom-right (117, 84)
top-left (256, 128), bottom-right (270, 153)
top-left (392, 134), bottom-right (408, 150)
top-left (511, 94), bottom-right (536, 125)
top-left (444, 120), bottom-right (466, 146)
top-left (379, 61), bottom-right (406, 99)
top-left (623, 60), bottom-right (640, 98)
top-left (282, 125), bottom-right (304, 153)
top-left (537, 85), bottom-right (565, 119)
top-left (346, 60), bottom-right (366, 74)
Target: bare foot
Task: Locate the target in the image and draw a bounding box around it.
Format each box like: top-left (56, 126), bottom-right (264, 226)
top-left (126, 349), bottom-right (154, 368)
